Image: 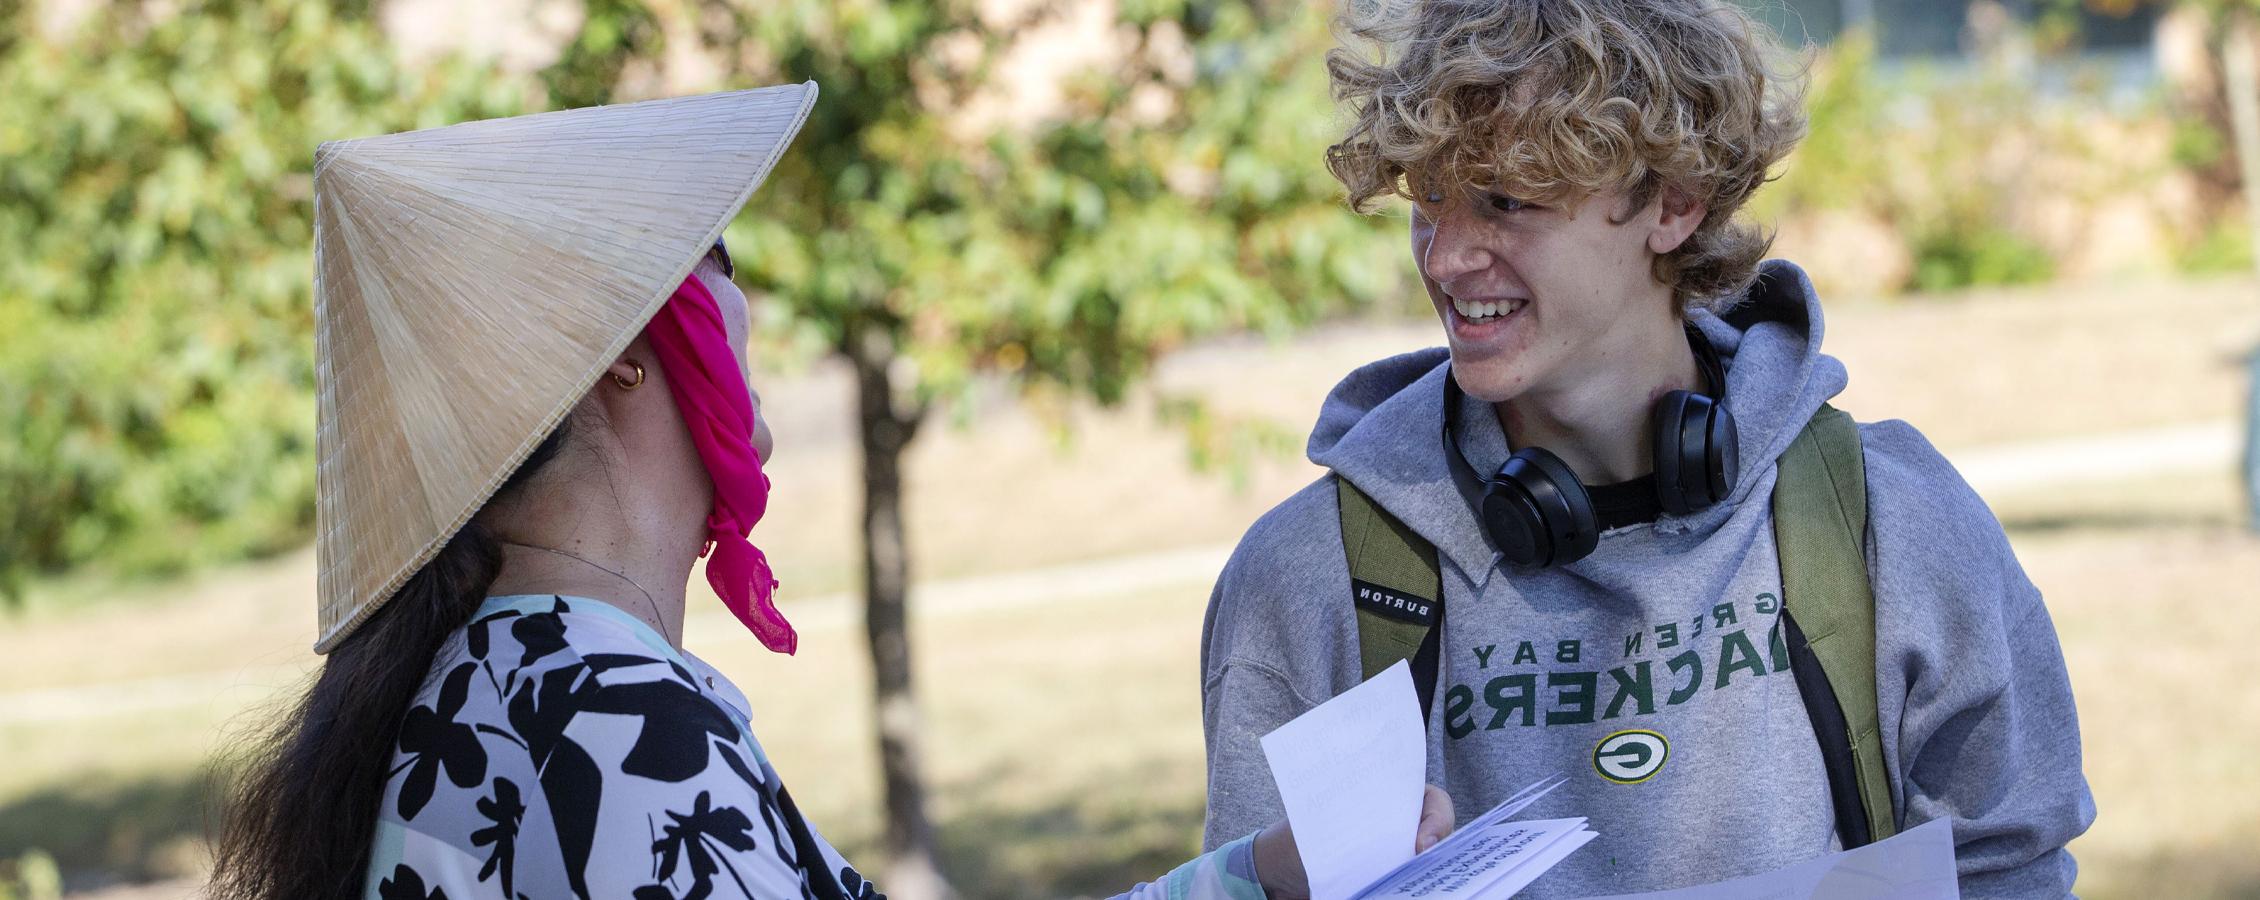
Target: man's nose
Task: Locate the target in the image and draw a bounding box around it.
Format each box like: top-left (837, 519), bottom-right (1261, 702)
top-left (1419, 205), bottom-right (1490, 285)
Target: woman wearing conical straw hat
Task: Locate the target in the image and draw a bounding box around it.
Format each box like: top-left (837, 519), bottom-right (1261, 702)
top-left (206, 85), bottom-right (1450, 900)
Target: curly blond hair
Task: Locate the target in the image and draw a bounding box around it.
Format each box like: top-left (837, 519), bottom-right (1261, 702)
top-left (1325, 0), bottom-right (1807, 311)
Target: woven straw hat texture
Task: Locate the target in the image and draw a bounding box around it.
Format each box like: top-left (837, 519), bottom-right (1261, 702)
top-left (311, 82), bottom-right (817, 653)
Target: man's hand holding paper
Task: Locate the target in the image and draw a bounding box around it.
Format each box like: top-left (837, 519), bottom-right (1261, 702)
top-left (1259, 661), bottom-right (1594, 900)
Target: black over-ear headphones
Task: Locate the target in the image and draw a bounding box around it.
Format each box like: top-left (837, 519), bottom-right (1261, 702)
top-left (1441, 328), bottom-right (1738, 569)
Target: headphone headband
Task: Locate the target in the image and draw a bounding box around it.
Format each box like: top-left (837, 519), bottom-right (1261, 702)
top-left (1688, 326), bottom-right (1727, 399)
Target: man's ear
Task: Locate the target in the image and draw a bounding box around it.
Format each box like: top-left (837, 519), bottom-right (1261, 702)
top-left (1647, 186), bottom-right (1708, 255)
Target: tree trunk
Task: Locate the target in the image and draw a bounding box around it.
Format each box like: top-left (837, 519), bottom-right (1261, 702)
top-left (2227, 10), bottom-right (2260, 531)
top-left (845, 323), bottom-right (953, 899)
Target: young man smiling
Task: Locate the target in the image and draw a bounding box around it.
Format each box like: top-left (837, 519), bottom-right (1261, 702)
top-left (1197, 0), bottom-right (2095, 896)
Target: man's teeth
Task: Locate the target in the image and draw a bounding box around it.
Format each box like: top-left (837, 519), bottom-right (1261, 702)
top-left (1453, 298), bottom-right (1525, 322)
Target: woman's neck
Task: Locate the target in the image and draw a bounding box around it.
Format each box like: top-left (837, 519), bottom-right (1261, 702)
top-left (1494, 321), bottom-right (1701, 484)
top-left (481, 467), bottom-right (706, 647)
top-left (490, 543), bottom-right (690, 645)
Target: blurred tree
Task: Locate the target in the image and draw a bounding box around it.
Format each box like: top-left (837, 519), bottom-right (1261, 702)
top-left (0, 0), bottom-right (522, 602)
top-left (2159, 0), bottom-right (2260, 527)
top-left (2228, 6), bottom-right (2260, 531)
top-left (541, 0), bottom-right (1404, 894)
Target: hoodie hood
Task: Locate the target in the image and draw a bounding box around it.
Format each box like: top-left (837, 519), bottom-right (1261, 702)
top-left (1306, 259), bottom-right (1848, 581)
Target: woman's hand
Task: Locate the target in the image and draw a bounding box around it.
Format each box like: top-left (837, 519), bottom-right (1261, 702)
top-left (1253, 784), bottom-right (1457, 900)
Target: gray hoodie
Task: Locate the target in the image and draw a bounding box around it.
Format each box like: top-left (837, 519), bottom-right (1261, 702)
top-left (1199, 261), bottom-right (2094, 898)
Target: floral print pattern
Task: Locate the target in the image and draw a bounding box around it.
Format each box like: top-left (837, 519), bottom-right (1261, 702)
top-left (364, 595), bottom-right (1264, 900)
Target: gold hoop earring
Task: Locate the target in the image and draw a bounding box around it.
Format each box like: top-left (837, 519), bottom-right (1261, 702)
top-left (611, 362), bottom-right (646, 390)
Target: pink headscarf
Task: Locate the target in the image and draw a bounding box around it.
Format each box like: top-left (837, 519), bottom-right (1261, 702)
top-left (644, 273), bottom-right (794, 654)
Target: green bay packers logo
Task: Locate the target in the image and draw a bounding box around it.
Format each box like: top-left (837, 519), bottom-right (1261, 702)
top-left (1592, 729), bottom-right (1670, 784)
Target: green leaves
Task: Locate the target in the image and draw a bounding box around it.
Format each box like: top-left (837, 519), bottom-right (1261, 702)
top-left (0, 0), bottom-right (519, 599)
top-left (660, 0), bottom-right (1408, 407)
top-left (3, 0), bottom-right (1418, 600)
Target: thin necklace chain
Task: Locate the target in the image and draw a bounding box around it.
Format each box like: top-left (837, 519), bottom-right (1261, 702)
top-left (499, 540), bottom-right (670, 637)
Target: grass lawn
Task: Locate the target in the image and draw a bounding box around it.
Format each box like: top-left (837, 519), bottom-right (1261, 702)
top-left (4, 273), bottom-right (2258, 897)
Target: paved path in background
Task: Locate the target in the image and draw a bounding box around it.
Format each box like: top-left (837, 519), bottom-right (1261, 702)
top-left (1950, 420), bottom-right (2238, 495)
top-left (0, 418), bottom-right (2239, 727)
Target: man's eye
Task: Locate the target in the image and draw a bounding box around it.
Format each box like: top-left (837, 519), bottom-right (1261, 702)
top-left (1488, 194), bottom-right (1529, 213)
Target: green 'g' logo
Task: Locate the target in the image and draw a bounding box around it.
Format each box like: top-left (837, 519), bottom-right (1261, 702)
top-left (1592, 729), bottom-right (1670, 784)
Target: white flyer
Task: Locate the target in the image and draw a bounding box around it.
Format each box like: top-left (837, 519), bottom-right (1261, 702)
top-left (1357, 817), bottom-right (1597, 899)
top-left (1261, 661), bottom-right (1594, 900)
top-left (1582, 818), bottom-right (1959, 900)
top-left (1261, 660), bottom-right (1429, 900)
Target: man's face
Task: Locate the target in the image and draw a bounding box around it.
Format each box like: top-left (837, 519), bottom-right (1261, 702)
top-left (1410, 183), bottom-right (1677, 405)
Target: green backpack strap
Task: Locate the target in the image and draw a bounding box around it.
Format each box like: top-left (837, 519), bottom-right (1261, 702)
top-left (1336, 477), bottom-right (1445, 717)
top-left (1772, 404), bottom-right (1898, 846)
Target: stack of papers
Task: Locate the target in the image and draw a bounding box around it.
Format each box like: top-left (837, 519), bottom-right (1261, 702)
top-left (1260, 661), bottom-right (1593, 900)
top-left (1584, 817), bottom-right (1959, 900)
top-left (1349, 776), bottom-right (1596, 899)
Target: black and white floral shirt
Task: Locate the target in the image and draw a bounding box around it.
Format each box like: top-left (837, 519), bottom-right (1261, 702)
top-left (363, 594), bottom-right (1265, 900)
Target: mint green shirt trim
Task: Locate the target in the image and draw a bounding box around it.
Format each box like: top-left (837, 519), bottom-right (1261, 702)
top-left (478, 593), bottom-right (679, 659)
top-left (1140, 832), bottom-right (1265, 900)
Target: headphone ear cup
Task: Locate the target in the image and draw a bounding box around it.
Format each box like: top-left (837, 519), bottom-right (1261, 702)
top-left (1657, 390), bottom-right (1727, 516)
top-left (1479, 477), bottom-right (1550, 569)
top-left (1651, 390), bottom-right (1693, 515)
top-left (1707, 403), bottom-right (1739, 503)
top-left (1491, 448), bottom-right (1598, 567)
top-left (1653, 391), bottom-right (1738, 514)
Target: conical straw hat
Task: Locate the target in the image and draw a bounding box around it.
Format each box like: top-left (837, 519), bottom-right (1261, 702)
top-left (311, 82), bottom-right (817, 653)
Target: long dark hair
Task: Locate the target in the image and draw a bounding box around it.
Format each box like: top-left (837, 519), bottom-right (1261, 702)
top-left (208, 422), bottom-right (573, 900)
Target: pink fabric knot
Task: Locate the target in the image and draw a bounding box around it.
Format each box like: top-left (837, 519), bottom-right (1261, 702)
top-left (645, 273), bottom-right (794, 655)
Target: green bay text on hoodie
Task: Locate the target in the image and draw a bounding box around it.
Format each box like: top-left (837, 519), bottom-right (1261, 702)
top-left (1198, 261), bottom-right (2094, 898)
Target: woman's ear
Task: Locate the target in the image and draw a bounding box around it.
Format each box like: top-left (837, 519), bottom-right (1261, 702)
top-left (605, 356), bottom-right (647, 391)
top-left (1646, 187), bottom-right (1708, 255)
